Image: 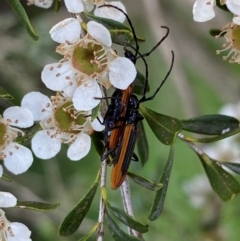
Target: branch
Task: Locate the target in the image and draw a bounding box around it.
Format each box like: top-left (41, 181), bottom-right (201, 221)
top-left (97, 160), bottom-right (107, 241)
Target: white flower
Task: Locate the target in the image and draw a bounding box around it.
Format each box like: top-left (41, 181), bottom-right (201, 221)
top-left (21, 92), bottom-right (104, 160)
top-left (226, 0), bottom-right (240, 16)
top-left (27, 0), bottom-right (53, 8)
top-left (182, 174), bottom-right (212, 208)
top-left (42, 20), bottom-right (136, 110)
top-left (0, 107), bottom-right (34, 175)
top-left (219, 101), bottom-right (240, 119)
top-left (0, 209), bottom-right (32, 241)
top-left (0, 192), bottom-right (17, 208)
top-left (64, 0), bottom-right (126, 22)
top-left (94, 1), bottom-right (127, 23)
top-left (64, 0), bottom-right (85, 13)
top-left (193, 0), bottom-right (215, 22)
top-left (50, 18), bottom-right (82, 44)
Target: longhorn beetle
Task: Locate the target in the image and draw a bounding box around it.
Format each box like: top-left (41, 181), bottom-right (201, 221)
top-left (97, 5), bottom-right (174, 189)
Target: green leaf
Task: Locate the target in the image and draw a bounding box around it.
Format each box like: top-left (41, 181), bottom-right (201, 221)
top-left (91, 131), bottom-right (104, 158)
top-left (181, 115), bottom-right (239, 135)
top-left (181, 127), bottom-right (240, 143)
top-left (54, 0), bottom-right (61, 12)
top-left (6, 0), bottom-right (39, 40)
top-left (78, 223), bottom-right (100, 241)
top-left (91, 103), bottom-right (101, 121)
top-left (216, 0), bottom-right (229, 11)
top-left (209, 29), bottom-right (222, 37)
top-left (136, 121), bottom-right (148, 166)
top-left (148, 147), bottom-right (173, 221)
top-left (0, 99), bottom-right (14, 113)
top-left (59, 174), bottom-right (100, 236)
top-left (127, 172), bottom-right (162, 191)
top-left (106, 202), bottom-right (148, 233)
top-left (82, 12), bottom-right (144, 45)
top-left (132, 71), bottom-right (149, 96)
top-left (198, 154), bottom-right (240, 201)
top-left (1, 174), bottom-right (12, 182)
top-left (106, 211), bottom-right (142, 241)
top-left (108, 29), bottom-right (137, 45)
top-left (0, 86), bottom-right (13, 100)
top-left (222, 162), bottom-right (240, 175)
top-left (140, 105), bottom-right (182, 145)
top-left (16, 123), bottom-right (42, 143)
top-left (15, 201), bottom-right (60, 211)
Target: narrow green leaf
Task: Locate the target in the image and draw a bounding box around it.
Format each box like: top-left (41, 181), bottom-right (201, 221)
top-left (59, 174), bottom-right (100, 236)
top-left (16, 123), bottom-right (42, 143)
top-left (78, 223), bottom-right (100, 241)
top-left (1, 174), bottom-right (12, 182)
top-left (91, 131), bottom-right (104, 158)
top-left (83, 11), bottom-right (131, 30)
top-left (136, 121), bottom-right (148, 166)
top-left (182, 127), bottom-right (240, 143)
top-left (132, 71), bottom-right (149, 95)
top-left (127, 172), bottom-right (162, 191)
top-left (108, 29), bottom-right (136, 45)
top-left (106, 202), bottom-right (148, 233)
top-left (105, 211), bottom-right (142, 241)
top-left (198, 154), bottom-right (240, 201)
top-left (222, 162), bottom-right (240, 175)
top-left (6, 0), bottom-right (39, 40)
top-left (15, 201), bottom-right (60, 211)
top-left (83, 12), bottom-right (144, 45)
top-left (0, 99), bottom-right (14, 113)
top-left (54, 0), bottom-right (61, 12)
top-left (181, 115), bottom-right (239, 135)
top-left (148, 147), bottom-right (173, 221)
top-left (140, 105), bottom-right (182, 145)
top-left (0, 86), bottom-right (13, 100)
top-left (91, 103), bottom-right (101, 121)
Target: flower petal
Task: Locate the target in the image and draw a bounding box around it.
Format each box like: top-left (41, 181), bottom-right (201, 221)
top-left (226, 0), bottom-right (240, 15)
top-left (83, 1), bottom-right (94, 12)
top-left (3, 107), bottom-right (34, 128)
top-left (33, 0), bottom-right (53, 8)
top-left (94, 2), bottom-right (127, 23)
top-left (21, 92), bottom-right (52, 121)
top-left (61, 75), bottom-right (78, 98)
top-left (0, 192), bottom-right (17, 207)
top-left (193, 0), bottom-right (215, 22)
top-left (233, 16), bottom-right (240, 25)
top-left (67, 133), bottom-right (91, 161)
top-left (8, 222), bottom-right (32, 241)
top-left (31, 130), bottom-right (61, 159)
top-left (4, 143), bottom-right (33, 175)
top-left (50, 18), bottom-right (82, 43)
top-left (73, 80), bottom-right (102, 111)
top-left (64, 0), bottom-right (84, 13)
top-left (41, 61), bottom-right (74, 91)
top-left (91, 115), bottom-right (105, 131)
top-left (109, 57), bottom-right (137, 89)
top-left (87, 21), bottom-right (112, 47)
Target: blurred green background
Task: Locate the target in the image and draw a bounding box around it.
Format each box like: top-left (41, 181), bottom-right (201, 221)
top-left (1, 0), bottom-right (240, 241)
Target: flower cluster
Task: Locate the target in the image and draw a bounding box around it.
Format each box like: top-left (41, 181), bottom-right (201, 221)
top-left (0, 192), bottom-right (32, 241)
top-left (0, 107), bottom-right (34, 176)
top-left (192, 0), bottom-right (240, 64)
top-left (27, 0), bottom-right (127, 23)
top-left (21, 2), bottom-right (137, 161)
